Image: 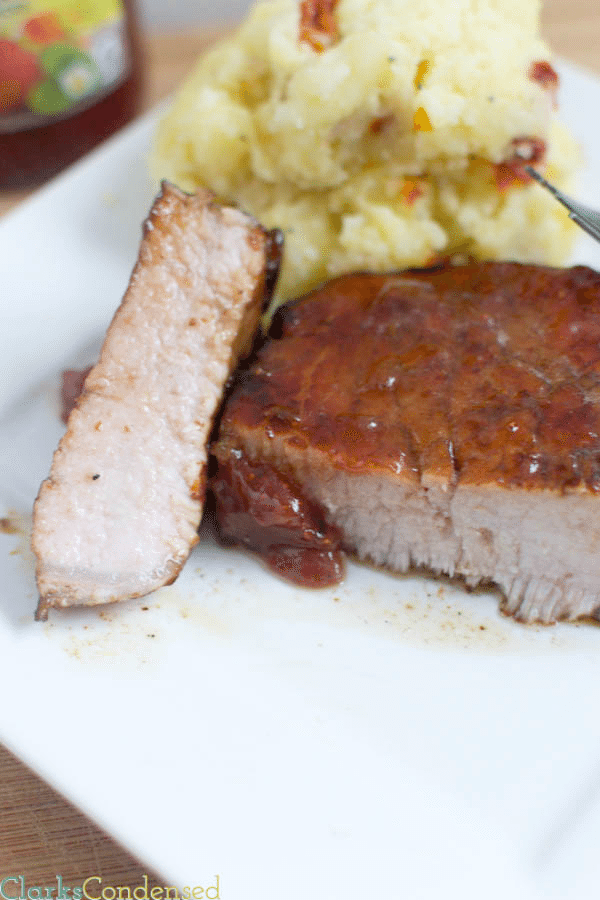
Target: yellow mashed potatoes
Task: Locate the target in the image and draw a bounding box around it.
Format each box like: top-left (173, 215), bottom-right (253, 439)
top-left (151, 0), bottom-right (580, 304)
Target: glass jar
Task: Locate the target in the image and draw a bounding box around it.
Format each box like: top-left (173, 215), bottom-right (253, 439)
top-left (0, 0), bottom-right (141, 189)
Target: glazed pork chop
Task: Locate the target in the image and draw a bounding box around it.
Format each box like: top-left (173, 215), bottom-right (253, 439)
top-left (212, 262), bottom-right (600, 625)
top-left (33, 182), bottom-right (280, 620)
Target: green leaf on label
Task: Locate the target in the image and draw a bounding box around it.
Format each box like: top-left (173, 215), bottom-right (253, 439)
top-left (26, 77), bottom-right (71, 114)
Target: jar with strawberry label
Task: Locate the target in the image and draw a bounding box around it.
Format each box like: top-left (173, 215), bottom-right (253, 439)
top-left (0, 0), bottom-right (141, 188)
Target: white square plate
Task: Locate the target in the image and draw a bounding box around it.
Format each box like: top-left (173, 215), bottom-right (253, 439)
top-left (2, 61), bottom-right (600, 900)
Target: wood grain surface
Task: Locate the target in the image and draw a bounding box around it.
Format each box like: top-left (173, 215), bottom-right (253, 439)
top-left (1, 1), bottom-right (599, 885)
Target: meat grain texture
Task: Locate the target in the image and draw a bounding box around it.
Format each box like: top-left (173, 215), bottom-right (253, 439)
top-left (213, 263), bottom-right (600, 625)
top-left (33, 182), bottom-right (279, 619)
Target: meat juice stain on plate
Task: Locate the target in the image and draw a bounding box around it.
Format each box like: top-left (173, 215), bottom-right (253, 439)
top-left (43, 599), bottom-right (170, 671)
top-left (48, 557), bottom-right (600, 661)
top-left (131, 545), bottom-right (598, 657)
top-left (10, 530), bottom-right (598, 663)
top-left (0, 514), bottom-right (20, 536)
top-left (317, 563), bottom-right (597, 655)
top-left (0, 504), bottom-right (168, 667)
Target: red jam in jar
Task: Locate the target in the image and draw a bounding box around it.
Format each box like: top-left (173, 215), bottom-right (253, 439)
top-left (0, 0), bottom-right (141, 188)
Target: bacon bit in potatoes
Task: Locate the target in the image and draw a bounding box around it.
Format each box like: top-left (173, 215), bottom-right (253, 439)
top-left (529, 60), bottom-right (558, 89)
top-left (528, 59), bottom-right (558, 95)
top-left (495, 164), bottom-right (527, 192)
top-left (413, 107), bottom-right (432, 132)
top-left (369, 114), bottom-right (395, 135)
top-left (400, 178), bottom-right (424, 205)
top-left (529, 60), bottom-right (559, 107)
top-left (414, 59), bottom-right (430, 89)
top-left (299, 0), bottom-right (339, 51)
top-left (494, 137), bottom-right (546, 192)
top-left (511, 137), bottom-right (546, 163)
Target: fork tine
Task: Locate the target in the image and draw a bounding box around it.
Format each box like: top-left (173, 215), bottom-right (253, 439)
top-left (569, 212), bottom-right (600, 243)
top-left (525, 165), bottom-right (600, 244)
top-left (525, 166), bottom-right (564, 200)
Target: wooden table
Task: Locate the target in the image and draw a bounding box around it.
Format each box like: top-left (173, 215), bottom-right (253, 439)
top-left (1, 2), bottom-right (599, 884)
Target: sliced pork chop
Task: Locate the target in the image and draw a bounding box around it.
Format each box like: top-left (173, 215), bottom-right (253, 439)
top-left (212, 263), bottom-right (600, 625)
top-left (33, 182), bottom-right (280, 619)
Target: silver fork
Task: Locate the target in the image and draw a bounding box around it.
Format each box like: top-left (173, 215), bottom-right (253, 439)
top-left (525, 165), bottom-right (600, 243)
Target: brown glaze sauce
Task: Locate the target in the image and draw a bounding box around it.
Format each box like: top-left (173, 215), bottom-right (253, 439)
top-left (212, 444), bottom-right (344, 586)
top-left (61, 366), bottom-right (92, 423)
top-left (218, 263), bottom-right (600, 497)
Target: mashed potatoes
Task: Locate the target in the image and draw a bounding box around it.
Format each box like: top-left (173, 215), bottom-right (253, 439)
top-left (152, 0), bottom-right (579, 304)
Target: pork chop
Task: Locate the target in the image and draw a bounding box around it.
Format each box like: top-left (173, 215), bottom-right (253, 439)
top-left (212, 263), bottom-right (600, 625)
top-left (33, 182), bottom-right (281, 619)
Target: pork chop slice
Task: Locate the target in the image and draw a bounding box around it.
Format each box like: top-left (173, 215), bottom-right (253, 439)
top-left (33, 182), bottom-right (280, 619)
top-left (212, 263), bottom-right (600, 625)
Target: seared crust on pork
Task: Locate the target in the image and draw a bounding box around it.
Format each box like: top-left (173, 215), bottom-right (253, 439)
top-left (33, 182), bottom-right (280, 619)
top-left (213, 263), bottom-right (600, 625)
